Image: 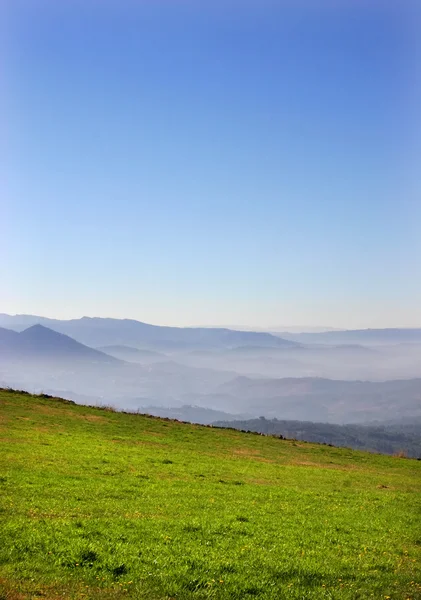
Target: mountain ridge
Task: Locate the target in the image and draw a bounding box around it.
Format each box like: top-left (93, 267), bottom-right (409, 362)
top-left (0, 314), bottom-right (299, 350)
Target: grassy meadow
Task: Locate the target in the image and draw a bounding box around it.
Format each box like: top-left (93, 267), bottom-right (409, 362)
top-left (0, 389), bottom-right (420, 599)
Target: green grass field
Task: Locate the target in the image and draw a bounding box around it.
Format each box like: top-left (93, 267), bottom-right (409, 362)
top-left (0, 389), bottom-right (420, 600)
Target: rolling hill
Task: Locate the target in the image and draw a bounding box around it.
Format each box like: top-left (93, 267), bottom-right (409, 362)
top-left (0, 389), bottom-right (420, 600)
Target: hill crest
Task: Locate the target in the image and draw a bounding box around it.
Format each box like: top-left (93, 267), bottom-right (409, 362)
top-left (0, 325), bottom-right (119, 363)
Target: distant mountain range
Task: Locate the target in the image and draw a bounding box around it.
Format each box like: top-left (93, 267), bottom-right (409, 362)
top-left (0, 314), bottom-right (298, 351)
top-left (1, 315), bottom-right (421, 426)
top-left (2, 314), bottom-right (421, 348)
top-left (0, 324), bottom-right (235, 409)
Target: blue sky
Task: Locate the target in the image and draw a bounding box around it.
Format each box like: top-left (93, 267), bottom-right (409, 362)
top-left (3, 0), bottom-right (421, 328)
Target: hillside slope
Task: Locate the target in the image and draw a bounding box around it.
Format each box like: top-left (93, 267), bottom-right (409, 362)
top-left (0, 389), bottom-right (420, 600)
top-left (213, 417), bottom-right (421, 457)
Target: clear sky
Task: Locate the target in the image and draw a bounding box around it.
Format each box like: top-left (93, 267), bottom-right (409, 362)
top-left (3, 0), bottom-right (421, 328)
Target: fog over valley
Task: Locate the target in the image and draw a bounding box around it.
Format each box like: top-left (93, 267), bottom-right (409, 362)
top-left (1, 314), bottom-right (421, 446)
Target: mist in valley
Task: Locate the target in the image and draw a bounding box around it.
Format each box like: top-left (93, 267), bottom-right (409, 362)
top-left (1, 315), bottom-right (421, 434)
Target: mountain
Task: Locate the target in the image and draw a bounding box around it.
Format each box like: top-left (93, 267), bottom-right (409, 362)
top-left (0, 314), bottom-right (298, 351)
top-left (0, 325), bottom-right (118, 363)
top-left (4, 313), bottom-right (421, 349)
top-left (1, 317), bottom-right (421, 426)
top-left (0, 327), bottom-right (19, 344)
top-left (0, 325), bottom-right (236, 410)
top-left (1, 324), bottom-right (421, 424)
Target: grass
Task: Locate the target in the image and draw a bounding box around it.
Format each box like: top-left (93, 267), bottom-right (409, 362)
top-left (0, 389), bottom-right (420, 600)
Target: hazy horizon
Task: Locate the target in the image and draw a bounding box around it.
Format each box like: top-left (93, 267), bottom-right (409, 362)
top-left (1, 310), bottom-right (421, 332)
